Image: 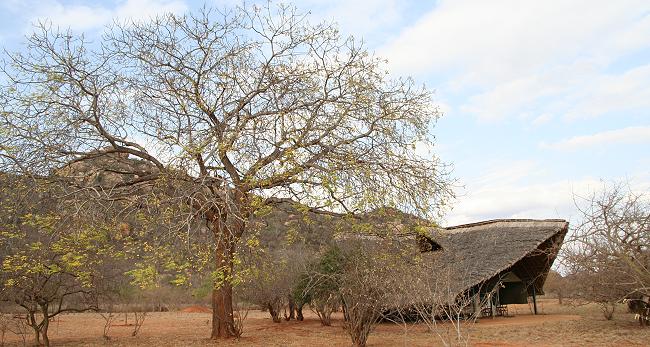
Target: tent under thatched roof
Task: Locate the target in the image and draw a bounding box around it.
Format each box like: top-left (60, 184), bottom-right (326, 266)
top-left (421, 219), bottom-right (569, 305)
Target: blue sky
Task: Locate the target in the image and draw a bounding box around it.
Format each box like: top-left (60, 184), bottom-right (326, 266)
top-left (1, 0), bottom-right (648, 226)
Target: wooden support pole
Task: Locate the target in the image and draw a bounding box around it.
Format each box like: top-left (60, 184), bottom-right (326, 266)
top-left (490, 295), bottom-right (494, 317)
top-left (532, 283), bottom-right (538, 315)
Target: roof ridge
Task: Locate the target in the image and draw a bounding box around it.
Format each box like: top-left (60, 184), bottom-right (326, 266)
top-left (444, 218), bottom-right (567, 230)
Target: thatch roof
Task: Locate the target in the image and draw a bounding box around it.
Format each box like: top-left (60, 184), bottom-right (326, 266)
top-left (424, 219), bottom-right (568, 299)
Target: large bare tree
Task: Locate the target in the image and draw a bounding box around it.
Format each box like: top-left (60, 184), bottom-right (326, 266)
top-left (0, 4), bottom-right (452, 338)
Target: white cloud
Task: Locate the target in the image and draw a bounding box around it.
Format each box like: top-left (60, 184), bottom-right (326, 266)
top-left (30, 3), bottom-right (111, 31)
top-left (563, 64), bottom-right (650, 120)
top-left (378, 0), bottom-right (650, 124)
top-left (298, 0), bottom-right (406, 43)
top-left (540, 126), bottom-right (650, 151)
top-left (381, 0), bottom-right (650, 84)
top-left (460, 69), bottom-right (568, 121)
top-left (461, 62), bottom-right (650, 122)
top-left (444, 161), bottom-right (650, 226)
top-left (211, 0), bottom-right (407, 42)
top-left (30, 0), bottom-right (187, 32)
top-left (446, 180), bottom-right (583, 226)
top-left (470, 160), bottom-right (541, 187)
top-left (114, 0), bottom-right (188, 23)
top-left (532, 113), bottom-right (553, 127)
top-left (445, 162), bottom-right (599, 226)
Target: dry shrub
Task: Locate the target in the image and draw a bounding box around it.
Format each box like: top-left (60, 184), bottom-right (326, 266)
top-left (1, 314), bottom-right (29, 347)
top-left (98, 312), bottom-right (117, 340)
top-left (337, 238), bottom-right (418, 347)
top-left (132, 311), bottom-right (147, 336)
top-left (0, 314), bottom-right (8, 347)
top-left (312, 294), bottom-right (338, 326)
top-left (232, 302), bottom-right (248, 338)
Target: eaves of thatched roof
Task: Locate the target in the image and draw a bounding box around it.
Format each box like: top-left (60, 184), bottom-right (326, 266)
top-left (425, 219), bottom-right (568, 298)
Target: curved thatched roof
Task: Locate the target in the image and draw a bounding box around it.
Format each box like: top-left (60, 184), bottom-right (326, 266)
top-left (424, 219), bottom-right (568, 299)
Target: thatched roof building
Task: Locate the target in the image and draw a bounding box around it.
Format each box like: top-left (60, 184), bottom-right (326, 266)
top-left (421, 219), bottom-right (568, 313)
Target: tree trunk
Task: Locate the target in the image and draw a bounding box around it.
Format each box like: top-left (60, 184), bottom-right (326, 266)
top-left (28, 312), bottom-right (40, 346)
top-left (33, 328), bottom-right (40, 347)
top-left (286, 296), bottom-right (295, 321)
top-left (211, 236), bottom-right (236, 339)
top-left (41, 325), bottom-right (50, 347)
top-left (40, 303), bottom-right (50, 347)
top-left (342, 300), bottom-right (349, 322)
top-left (268, 303), bottom-right (282, 323)
top-left (296, 303), bottom-right (304, 321)
top-left (208, 193), bottom-right (249, 339)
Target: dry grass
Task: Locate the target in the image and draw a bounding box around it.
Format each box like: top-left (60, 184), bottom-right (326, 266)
top-left (2, 298), bottom-right (649, 346)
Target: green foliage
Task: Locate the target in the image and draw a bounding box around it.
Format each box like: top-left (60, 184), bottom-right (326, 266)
top-left (0, 177), bottom-right (156, 312)
top-left (1, 215), bottom-right (122, 290)
top-left (292, 246), bottom-right (345, 306)
top-left (316, 246), bottom-right (346, 277)
top-left (125, 264), bottom-right (159, 289)
top-left (192, 277), bottom-right (215, 300)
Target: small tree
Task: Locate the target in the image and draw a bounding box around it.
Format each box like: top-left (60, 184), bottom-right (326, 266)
top-left (0, 174), bottom-right (168, 345)
top-left (239, 246), bottom-right (297, 323)
top-left (544, 270), bottom-right (567, 304)
top-left (0, 312), bottom-right (29, 347)
top-left (339, 255), bottom-right (385, 347)
top-left (564, 182), bottom-right (650, 319)
top-left (336, 237), bottom-right (422, 347)
top-left (406, 267), bottom-right (493, 346)
top-left (0, 178), bottom-right (126, 346)
top-left (297, 246), bottom-right (345, 326)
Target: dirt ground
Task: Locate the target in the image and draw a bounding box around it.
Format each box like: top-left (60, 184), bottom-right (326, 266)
top-left (3, 298), bottom-right (649, 346)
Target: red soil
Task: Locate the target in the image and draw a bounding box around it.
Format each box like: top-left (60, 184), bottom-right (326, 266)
top-left (179, 305), bottom-right (212, 313)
